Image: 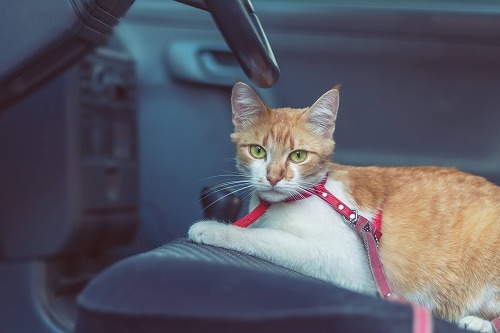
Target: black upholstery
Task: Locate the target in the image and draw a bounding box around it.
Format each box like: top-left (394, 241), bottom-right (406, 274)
top-left (75, 238), bottom-right (464, 333)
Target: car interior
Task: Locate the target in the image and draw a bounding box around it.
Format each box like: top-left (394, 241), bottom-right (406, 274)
top-left (1, 0), bottom-right (499, 332)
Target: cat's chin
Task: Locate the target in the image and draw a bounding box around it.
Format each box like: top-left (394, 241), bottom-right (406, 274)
top-left (257, 189), bottom-right (292, 203)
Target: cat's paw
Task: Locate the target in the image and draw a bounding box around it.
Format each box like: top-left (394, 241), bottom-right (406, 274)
top-left (458, 316), bottom-right (493, 332)
top-left (188, 220), bottom-right (231, 246)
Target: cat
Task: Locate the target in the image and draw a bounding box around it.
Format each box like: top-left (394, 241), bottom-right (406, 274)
top-left (188, 82), bottom-right (500, 332)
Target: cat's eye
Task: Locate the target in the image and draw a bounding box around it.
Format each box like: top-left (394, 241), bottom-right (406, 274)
top-left (289, 150), bottom-right (308, 163)
top-left (249, 145), bottom-right (266, 159)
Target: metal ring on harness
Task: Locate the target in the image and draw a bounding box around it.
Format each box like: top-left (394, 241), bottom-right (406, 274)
top-left (343, 209), bottom-right (358, 225)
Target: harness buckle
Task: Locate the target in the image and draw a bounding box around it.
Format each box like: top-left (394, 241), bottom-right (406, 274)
top-left (343, 209), bottom-right (359, 225)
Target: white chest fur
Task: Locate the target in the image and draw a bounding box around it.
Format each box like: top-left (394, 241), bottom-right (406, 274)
top-left (249, 178), bottom-right (377, 294)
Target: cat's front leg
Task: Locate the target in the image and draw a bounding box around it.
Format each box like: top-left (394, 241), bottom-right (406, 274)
top-left (458, 316), bottom-right (494, 333)
top-left (188, 220), bottom-right (238, 247)
top-left (188, 220), bottom-right (319, 275)
top-left (188, 220), bottom-right (306, 257)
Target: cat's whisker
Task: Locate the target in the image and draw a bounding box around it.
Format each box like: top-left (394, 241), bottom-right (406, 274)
top-left (241, 189), bottom-right (257, 203)
top-left (220, 157), bottom-right (238, 162)
top-left (203, 180), bottom-right (250, 189)
top-left (199, 182), bottom-right (250, 202)
top-left (203, 172), bottom-right (249, 181)
top-left (200, 181), bottom-right (250, 195)
top-left (203, 175), bottom-right (239, 180)
top-left (204, 177), bottom-right (249, 185)
top-left (201, 184), bottom-right (254, 211)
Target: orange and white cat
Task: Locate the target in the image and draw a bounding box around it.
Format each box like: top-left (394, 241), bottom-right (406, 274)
top-left (188, 82), bottom-right (499, 332)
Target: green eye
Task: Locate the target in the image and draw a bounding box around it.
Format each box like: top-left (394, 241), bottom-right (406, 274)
top-left (289, 150), bottom-right (308, 163)
top-left (249, 145), bottom-right (266, 159)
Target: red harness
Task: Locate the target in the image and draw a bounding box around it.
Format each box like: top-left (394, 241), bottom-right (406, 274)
top-left (232, 176), bottom-right (434, 333)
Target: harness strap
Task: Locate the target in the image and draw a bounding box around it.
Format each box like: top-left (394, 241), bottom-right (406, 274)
top-left (492, 317), bottom-right (500, 333)
top-left (233, 200), bottom-right (270, 228)
top-left (357, 217), bottom-right (403, 302)
top-left (413, 305), bottom-right (434, 333)
top-left (312, 183), bottom-right (359, 222)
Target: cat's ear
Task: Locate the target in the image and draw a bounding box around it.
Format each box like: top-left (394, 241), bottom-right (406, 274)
top-left (231, 82), bottom-right (267, 131)
top-left (304, 88), bottom-right (339, 139)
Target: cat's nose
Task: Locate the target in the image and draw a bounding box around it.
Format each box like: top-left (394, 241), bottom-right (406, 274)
top-left (267, 175), bottom-right (283, 187)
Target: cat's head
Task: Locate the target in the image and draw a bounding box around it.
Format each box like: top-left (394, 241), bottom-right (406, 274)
top-left (230, 82), bottom-right (339, 202)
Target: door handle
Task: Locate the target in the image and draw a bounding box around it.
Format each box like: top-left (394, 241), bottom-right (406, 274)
top-left (165, 41), bottom-right (246, 87)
